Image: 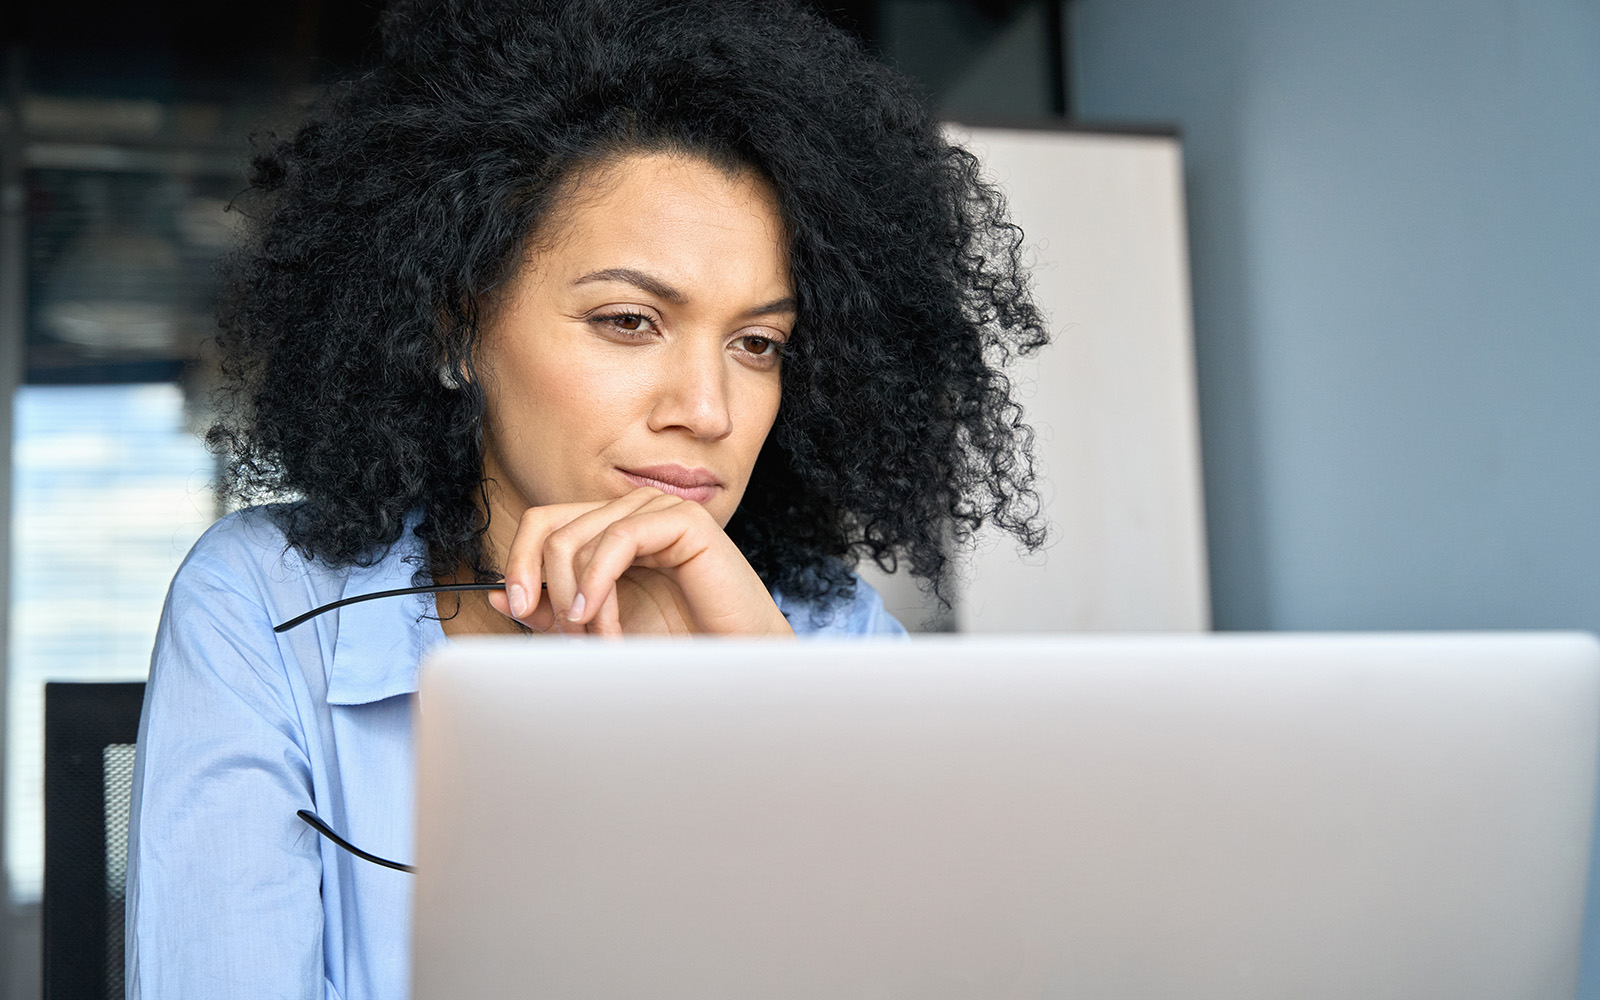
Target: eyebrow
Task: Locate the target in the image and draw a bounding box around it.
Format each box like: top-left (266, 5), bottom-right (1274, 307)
top-left (573, 267), bottom-right (796, 318)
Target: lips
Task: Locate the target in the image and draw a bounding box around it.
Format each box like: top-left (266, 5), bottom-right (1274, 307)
top-left (618, 464), bottom-right (724, 504)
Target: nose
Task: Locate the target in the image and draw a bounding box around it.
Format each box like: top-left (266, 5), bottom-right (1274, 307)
top-left (647, 339), bottom-right (733, 441)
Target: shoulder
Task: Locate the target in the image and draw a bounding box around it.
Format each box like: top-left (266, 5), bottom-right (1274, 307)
top-left (172, 505), bottom-right (312, 601)
top-left (163, 504), bottom-right (367, 637)
top-left (147, 510), bottom-right (319, 730)
top-left (153, 507), bottom-right (305, 656)
top-left (178, 505), bottom-right (298, 577)
top-left (774, 571), bottom-right (908, 638)
top-left (150, 506), bottom-right (423, 716)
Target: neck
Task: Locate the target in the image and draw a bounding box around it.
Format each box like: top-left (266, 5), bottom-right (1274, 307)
top-left (435, 581), bottom-right (526, 639)
top-left (475, 458), bottom-right (529, 575)
top-left (434, 472), bottom-right (535, 638)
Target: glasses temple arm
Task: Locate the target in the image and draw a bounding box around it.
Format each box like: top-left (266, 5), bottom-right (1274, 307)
top-left (297, 809), bottom-right (416, 873)
top-left (272, 582), bottom-right (506, 633)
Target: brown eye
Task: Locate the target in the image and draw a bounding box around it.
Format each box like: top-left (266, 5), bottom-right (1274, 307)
top-left (740, 336), bottom-right (776, 356)
top-left (590, 311), bottom-right (657, 338)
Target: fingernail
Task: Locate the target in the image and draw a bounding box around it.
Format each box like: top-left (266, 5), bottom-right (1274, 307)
top-left (507, 583), bottom-right (529, 617)
top-left (567, 592), bottom-right (586, 622)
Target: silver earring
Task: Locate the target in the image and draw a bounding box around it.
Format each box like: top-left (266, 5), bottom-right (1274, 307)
top-left (438, 363), bottom-right (460, 390)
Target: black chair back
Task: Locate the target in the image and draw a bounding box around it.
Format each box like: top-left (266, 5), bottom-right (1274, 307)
top-left (43, 681), bottom-right (147, 1000)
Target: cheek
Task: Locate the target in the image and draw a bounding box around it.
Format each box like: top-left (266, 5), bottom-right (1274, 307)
top-left (493, 346), bottom-right (654, 450)
top-left (732, 374), bottom-right (784, 463)
top-left (751, 372), bottom-right (783, 432)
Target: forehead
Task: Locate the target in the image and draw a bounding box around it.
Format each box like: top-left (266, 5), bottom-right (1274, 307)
top-left (528, 152), bottom-right (792, 296)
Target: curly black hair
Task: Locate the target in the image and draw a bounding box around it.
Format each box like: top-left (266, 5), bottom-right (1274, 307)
top-left (210, 0), bottom-right (1048, 612)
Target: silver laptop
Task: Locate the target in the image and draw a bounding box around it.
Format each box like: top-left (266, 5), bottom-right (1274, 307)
top-left (412, 633), bottom-right (1600, 1000)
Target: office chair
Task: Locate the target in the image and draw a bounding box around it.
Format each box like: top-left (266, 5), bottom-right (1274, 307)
top-left (43, 682), bottom-right (146, 1000)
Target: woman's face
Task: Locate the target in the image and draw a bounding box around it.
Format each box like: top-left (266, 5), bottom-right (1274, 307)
top-left (474, 152), bottom-right (794, 531)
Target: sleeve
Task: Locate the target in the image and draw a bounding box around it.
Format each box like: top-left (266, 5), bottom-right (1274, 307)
top-left (125, 540), bottom-right (327, 1000)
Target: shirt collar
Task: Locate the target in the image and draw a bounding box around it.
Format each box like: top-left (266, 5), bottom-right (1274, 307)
top-left (326, 516), bottom-right (448, 706)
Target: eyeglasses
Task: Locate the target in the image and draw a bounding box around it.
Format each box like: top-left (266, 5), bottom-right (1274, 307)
top-left (273, 582), bottom-right (507, 633)
top-left (288, 582), bottom-right (563, 870)
top-left (298, 808), bottom-right (416, 873)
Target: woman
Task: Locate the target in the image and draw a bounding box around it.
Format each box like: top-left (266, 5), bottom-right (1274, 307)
top-left (126, 0), bottom-right (1048, 997)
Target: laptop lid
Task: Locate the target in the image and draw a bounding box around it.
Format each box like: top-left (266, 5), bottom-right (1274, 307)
top-left (412, 633), bottom-right (1600, 1000)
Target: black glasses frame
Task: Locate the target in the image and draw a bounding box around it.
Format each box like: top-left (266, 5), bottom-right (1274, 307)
top-left (272, 583), bottom-right (506, 633)
top-left (297, 808), bottom-right (415, 873)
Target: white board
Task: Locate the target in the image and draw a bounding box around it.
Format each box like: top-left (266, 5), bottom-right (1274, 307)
top-left (861, 126), bottom-right (1209, 632)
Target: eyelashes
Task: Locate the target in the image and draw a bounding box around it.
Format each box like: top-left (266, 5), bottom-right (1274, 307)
top-left (736, 334), bottom-right (783, 358)
top-left (589, 310), bottom-right (657, 338)
top-left (587, 311), bottom-right (789, 363)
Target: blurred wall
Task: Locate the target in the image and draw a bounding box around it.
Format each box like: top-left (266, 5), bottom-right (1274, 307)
top-left (1069, 0), bottom-right (1600, 986)
top-left (1070, 0), bottom-right (1600, 633)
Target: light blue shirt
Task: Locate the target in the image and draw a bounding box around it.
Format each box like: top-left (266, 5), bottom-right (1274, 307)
top-left (126, 507), bottom-right (905, 1000)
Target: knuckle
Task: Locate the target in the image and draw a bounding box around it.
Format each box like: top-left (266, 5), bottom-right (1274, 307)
top-left (518, 506), bottom-right (548, 528)
top-left (543, 527), bottom-right (580, 558)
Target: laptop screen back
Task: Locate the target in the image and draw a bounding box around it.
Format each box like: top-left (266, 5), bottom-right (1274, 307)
top-left (412, 633), bottom-right (1600, 1000)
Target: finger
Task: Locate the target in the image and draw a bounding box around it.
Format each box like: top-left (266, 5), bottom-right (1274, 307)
top-left (557, 492), bottom-right (691, 627)
top-left (543, 488), bottom-right (670, 627)
top-left (500, 501), bottom-right (604, 626)
top-left (502, 508), bottom-right (556, 623)
top-left (486, 586), bottom-right (511, 618)
top-left (526, 587), bottom-right (558, 633)
top-left (587, 586), bottom-right (623, 638)
top-left (569, 504), bottom-right (715, 626)
top-left (487, 585), bottom-right (555, 632)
